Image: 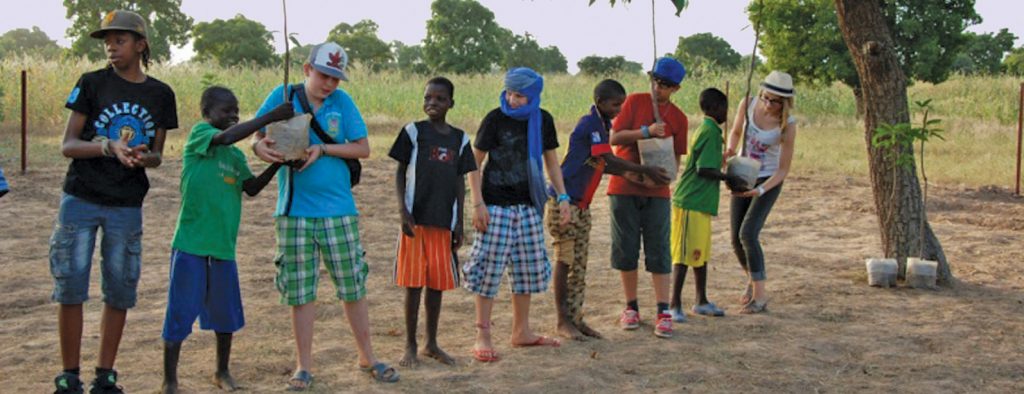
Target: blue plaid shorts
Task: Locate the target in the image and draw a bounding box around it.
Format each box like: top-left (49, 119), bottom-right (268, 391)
top-left (463, 204), bottom-right (551, 298)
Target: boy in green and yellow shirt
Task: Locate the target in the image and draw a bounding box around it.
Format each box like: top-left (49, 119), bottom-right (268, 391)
top-left (669, 88), bottom-right (746, 321)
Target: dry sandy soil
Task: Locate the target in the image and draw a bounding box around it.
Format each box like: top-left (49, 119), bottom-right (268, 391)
top-left (1, 158), bottom-right (1022, 393)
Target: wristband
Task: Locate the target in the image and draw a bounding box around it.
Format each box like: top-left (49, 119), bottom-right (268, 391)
top-left (101, 139), bottom-right (112, 157)
top-left (557, 193), bottom-right (571, 204)
top-left (317, 144), bottom-right (327, 156)
top-left (756, 186), bottom-right (766, 196)
top-left (641, 125), bottom-right (651, 139)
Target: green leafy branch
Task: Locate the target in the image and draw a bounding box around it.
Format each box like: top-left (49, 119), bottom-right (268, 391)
top-left (871, 99), bottom-right (945, 258)
top-left (872, 99), bottom-right (945, 169)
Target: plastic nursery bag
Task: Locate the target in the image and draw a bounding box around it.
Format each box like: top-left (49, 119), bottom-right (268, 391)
top-left (266, 114), bottom-right (312, 161)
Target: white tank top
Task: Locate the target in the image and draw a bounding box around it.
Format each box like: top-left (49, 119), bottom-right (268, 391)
top-left (744, 98), bottom-right (796, 178)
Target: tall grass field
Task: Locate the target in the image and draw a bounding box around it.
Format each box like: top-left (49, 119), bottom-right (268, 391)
top-left (1, 56), bottom-right (1021, 187)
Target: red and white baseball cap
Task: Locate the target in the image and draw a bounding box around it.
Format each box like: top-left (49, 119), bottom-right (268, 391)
top-left (308, 42), bottom-right (349, 81)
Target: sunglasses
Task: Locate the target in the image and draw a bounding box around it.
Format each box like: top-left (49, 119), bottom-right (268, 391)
top-left (760, 95), bottom-right (786, 106)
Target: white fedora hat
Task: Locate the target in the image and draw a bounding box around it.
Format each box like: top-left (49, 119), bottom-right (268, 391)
top-left (761, 71), bottom-right (795, 97)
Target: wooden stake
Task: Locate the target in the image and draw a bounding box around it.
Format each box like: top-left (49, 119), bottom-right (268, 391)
top-left (282, 0), bottom-right (290, 102)
top-left (649, 0), bottom-right (661, 123)
top-left (1016, 82), bottom-right (1022, 195)
top-left (21, 70), bottom-right (27, 174)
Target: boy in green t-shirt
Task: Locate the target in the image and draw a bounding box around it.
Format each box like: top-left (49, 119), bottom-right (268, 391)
top-left (668, 88), bottom-right (746, 321)
top-left (161, 86), bottom-right (292, 394)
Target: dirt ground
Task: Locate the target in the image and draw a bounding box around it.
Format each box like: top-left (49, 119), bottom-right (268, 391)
top-left (1, 158), bottom-right (1022, 393)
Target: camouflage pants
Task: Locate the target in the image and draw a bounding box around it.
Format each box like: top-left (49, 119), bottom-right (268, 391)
top-left (546, 200), bottom-right (592, 325)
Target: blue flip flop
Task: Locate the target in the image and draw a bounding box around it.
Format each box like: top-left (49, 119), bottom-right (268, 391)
top-left (360, 362), bottom-right (400, 383)
top-left (286, 370), bottom-right (313, 391)
top-left (670, 307), bottom-right (688, 322)
top-left (692, 302), bottom-right (726, 317)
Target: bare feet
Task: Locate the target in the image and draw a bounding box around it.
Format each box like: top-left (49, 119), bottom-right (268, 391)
top-left (399, 345), bottom-right (420, 367)
top-left (473, 322), bottom-right (496, 357)
top-left (577, 322), bottom-right (603, 339)
top-left (422, 343), bottom-right (456, 365)
top-left (161, 380), bottom-right (178, 394)
top-left (510, 334), bottom-right (561, 348)
top-left (557, 320), bottom-right (587, 341)
top-left (213, 370), bottom-right (239, 392)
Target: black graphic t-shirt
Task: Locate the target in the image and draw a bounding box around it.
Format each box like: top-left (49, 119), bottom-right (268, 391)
top-left (388, 121), bottom-right (477, 229)
top-left (474, 108), bottom-right (558, 206)
top-left (63, 68), bottom-right (178, 207)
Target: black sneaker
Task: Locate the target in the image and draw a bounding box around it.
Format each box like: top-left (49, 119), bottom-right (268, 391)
top-left (53, 372), bottom-right (84, 394)
top-left (88, 369), bottom-right (123, 394)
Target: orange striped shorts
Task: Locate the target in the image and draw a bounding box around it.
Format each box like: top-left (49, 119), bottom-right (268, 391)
top-left (394, 225), bottom-right (459, 291)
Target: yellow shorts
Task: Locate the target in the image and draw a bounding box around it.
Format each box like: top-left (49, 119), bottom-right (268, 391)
top-left (670, 207), bottom-right (712, 267)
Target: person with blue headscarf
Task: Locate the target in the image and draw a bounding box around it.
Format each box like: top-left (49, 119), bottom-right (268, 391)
top-left (462, 67), bottom-right (571, 362)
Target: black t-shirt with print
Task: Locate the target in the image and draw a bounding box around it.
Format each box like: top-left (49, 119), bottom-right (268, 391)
top-left (388, 121), bottom-right (477, 229)
top-left (474, 108), bottom-right (558, 206)
top-left (63, 68), bottom-right (178, 207)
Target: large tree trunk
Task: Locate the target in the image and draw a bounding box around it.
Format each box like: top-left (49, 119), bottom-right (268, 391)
top-left (834, 0), bottom-right (953, 285)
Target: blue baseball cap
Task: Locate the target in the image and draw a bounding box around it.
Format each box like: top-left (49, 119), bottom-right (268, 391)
top-left (649, 57), bottom-right (686, 86)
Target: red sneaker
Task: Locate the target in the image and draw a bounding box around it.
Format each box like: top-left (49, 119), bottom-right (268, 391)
top-left (654, 313), bottom-right (673, 338)
top-left (619, 308), bottom-right (640, 330)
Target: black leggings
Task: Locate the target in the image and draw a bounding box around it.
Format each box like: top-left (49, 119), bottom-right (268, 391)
top-left (730, 177), bottom-right (782, 281)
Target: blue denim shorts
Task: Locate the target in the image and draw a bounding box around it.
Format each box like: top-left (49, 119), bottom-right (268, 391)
top-left (49, 194), bottom-right (143, 309)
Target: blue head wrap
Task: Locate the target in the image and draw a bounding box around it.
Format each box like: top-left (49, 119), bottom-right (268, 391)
top-left (499, 67), bottom-right (547, 215)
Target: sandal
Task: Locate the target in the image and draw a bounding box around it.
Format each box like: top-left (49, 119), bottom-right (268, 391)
top-left (692, 302), bottom-right (726, 317)
top-left (472, 321), bottom-right (501, 362)
top-left (670, 307), bottom-right (688, 323)
top-left (360, 362), bottom-right (400, 383)
top-left (285, 370), bottom-right (313, 391)
top-left (740, 284), bottom-right (753, 305)
top-left (739, 299), bottom-right (769, 314)
top-left (472, 348), bottom-right (501, 362)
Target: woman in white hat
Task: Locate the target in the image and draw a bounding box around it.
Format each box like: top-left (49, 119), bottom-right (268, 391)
top-left (724, 70), bottom-right (796, 314)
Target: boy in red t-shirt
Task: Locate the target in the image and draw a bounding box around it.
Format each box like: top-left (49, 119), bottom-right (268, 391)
top-left (607, 57), bottom-right (688, 338)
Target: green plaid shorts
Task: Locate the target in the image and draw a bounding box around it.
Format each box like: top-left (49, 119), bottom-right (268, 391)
top-left (274, 216), bottom-right (368, 305)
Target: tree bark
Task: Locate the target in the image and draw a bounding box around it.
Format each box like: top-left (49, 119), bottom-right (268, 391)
top-left (834, 0), bottom-right (953, 285)
top-left (852, 85), bottom-right (865, 117)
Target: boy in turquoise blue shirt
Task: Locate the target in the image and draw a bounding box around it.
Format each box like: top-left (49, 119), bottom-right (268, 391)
top-left (251, 42), bottom-right (398, 387)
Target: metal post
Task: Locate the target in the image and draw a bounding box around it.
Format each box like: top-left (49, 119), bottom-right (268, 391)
top-left (1016, 82), bottom-right (1022, 196)
top-left (21, 70), bottom-right (27, 174)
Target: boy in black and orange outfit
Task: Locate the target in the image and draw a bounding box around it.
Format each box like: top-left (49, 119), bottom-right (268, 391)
top-left (389, 77), bottom-right (476, 367)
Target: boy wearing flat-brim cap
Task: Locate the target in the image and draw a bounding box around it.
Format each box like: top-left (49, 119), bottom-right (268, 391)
top-left (251, 42), bottom-right (399, 388)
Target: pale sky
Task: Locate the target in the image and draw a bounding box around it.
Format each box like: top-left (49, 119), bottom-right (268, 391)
top-left (3, 0), bottom-right (1021, 73)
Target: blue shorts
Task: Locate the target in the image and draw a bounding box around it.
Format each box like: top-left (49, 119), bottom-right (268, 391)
top-left (49, 194), bottom-right (142, 309)
top-left (0, 165), bottom-right (9, 195)
top-left (162, 250), bottom-right (245, 342)
top-left (463, 204), bottom-right (551, 298)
